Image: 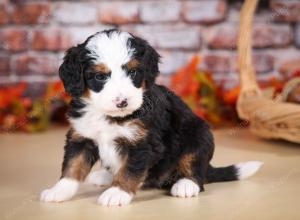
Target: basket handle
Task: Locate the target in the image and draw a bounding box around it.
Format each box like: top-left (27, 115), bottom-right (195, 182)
top-left (238, 0), bottom-right (261, 94)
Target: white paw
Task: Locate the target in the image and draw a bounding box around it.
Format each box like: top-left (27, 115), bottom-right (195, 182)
top-left (97, 187), bottom-right (132, 206)
top-left (40, 178), bottom-right (79, 202)
top-left (86, 169), bottom-right (113, 186)
top-left (171, 178), bottom-right (200, 198)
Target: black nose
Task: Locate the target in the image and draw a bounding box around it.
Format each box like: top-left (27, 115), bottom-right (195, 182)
top-left (116, 99), bottom-right (128, 108)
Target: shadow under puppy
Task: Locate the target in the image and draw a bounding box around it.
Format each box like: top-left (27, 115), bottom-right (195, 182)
top-left (40, 29), bottom-right (263, 206)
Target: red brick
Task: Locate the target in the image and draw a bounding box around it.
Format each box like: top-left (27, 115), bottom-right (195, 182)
top-left (11, 2), bottom-right (50, 24)
top-left (158, 50), bottom-right (193, 74)
top-left (23, 82), bottom-right (47, 98)
top-left (0, 5), bottom-right (8, 24)
top-left (206, 24), bottom-right (293, 49)
top-left (253, 24), bottom-right (292, 48)
top-left (253, 54), bottom-right (275, 73)
top-left (279, 58), bottom-right (300, 77)
top-left (182, 0), bottom-right (227, 24)
top-left (270, 0), bottom-right (300, 22)
top-left (0, 29), bottom-right (28, 51)
top-left (0, 81), bottom-right (15, 88)
top-left (10, 0), bottom-right (48, 2)
top-left (32, 29), bottom-right (72, 51)
top-left (140, 1), bottom-right (181, 23)
top-left (133, 25), bottom-right (201, 50)
top-left (66, 26), bottom-right (114, 45)
top-left (0, 54), bottom-right (10, 76)
top-left (0, 80), bottom-right (48, 99)
top-left (211, 73), bottom-right (239, 90)
top-left (256, 72), bottom-right (281, 85)
top-left (296, 24), bottom-right (300, 48)
top-left (232, 53), bottom-right (274, 74)
top-left (205, 24), bottom-right (237, 49)
top-left (0, 0), bottom-right (8, 5)
top-left (156, 75), bottom-right (171, 88)
top-left (272, 48), bottom-right (300, 75)
top-left (99, 2), bottom-right (139, 25)
top-left (201, 53), bottom-right (232, 74)
top-left (202, 52), bottom-right (275, 75)
top-left (54, 2), bottom-right (97, 25)
top-left (13, 54), bottom-right (59, 76)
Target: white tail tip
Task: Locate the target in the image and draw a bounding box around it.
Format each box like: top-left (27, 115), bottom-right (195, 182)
top-left (235, 161), bottom-right (263, 180)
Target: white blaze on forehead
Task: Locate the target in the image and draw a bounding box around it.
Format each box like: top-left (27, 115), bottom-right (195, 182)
top-left (86, 31), bottom-right (134, 69)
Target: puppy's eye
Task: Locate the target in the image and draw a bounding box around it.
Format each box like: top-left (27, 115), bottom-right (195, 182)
top-left (128, 69), bottom-right (137, 78)
top-left (95, 73), bottom-right (108, 81)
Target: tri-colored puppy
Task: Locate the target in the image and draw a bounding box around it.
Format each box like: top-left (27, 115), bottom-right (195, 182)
top-left (40, 29), bottom-right (262, 206)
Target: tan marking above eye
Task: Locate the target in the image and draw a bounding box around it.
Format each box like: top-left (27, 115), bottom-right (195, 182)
top-left (93, 63), bottom-right (111, 74)
top-left (126, 59), bottom-right (140, 70)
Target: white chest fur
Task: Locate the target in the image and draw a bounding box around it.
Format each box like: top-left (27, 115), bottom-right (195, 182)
top-left (69, 107), bottom-right (142, 174)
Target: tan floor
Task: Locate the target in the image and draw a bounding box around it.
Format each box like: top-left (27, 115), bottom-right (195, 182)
top-left (0, 127), bottom-right (299, 220)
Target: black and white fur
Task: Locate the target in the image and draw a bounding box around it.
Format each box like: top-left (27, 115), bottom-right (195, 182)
top-left (40, 29), bottom-right (263, 206)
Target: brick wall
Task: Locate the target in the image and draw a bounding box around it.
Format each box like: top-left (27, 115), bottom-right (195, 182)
top-left (0, 0), bottom-right (300, 96)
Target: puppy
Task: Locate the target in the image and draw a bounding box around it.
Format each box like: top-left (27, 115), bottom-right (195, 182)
top-left (40, 29), bottom-right (262, 206)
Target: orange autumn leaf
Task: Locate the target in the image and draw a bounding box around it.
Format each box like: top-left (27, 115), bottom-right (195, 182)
top-left (193, 108), bottom-right (205, 119)
top-left (171, 55), bottom-right (243, 126)
top-left (45, 81), bottom-right (70, 101)
top-left (291, 70), bottom-right (300, 78)
top-left (21, 97), bottom-right (32, 109)
top-left (223, 87), bottom-right (240, 105)
top-left (0, 82), bottom-right (27, 109)
top-left (171, 55), bottom-right (201, 98)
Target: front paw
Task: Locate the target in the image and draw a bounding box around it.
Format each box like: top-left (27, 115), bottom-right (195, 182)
top-left (40, 178), bottom-right (79, 202)
top-left (171, 178), bottom-right (200, 198)
top-left (97, 187), bottom-right (132, 206)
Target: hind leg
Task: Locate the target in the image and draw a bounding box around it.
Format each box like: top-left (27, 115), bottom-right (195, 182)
top-left (170, 153), bottom-right (207, 198)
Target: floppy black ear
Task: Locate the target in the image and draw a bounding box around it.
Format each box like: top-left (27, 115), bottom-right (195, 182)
top-left (143, 44), bottom-right (160, 88)
top-left (129, 36), bottom-right (160, 88)
top-left (59, 45), bottom-right (88, 97)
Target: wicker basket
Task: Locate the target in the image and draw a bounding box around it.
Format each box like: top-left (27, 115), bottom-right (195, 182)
top-left (237, 0), bottom-right (300, 144)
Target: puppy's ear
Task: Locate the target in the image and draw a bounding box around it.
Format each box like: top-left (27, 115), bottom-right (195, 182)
top-left (59, 45), bottom-right (88, 97)
top-left (143, 44), bottom-right (160, 88)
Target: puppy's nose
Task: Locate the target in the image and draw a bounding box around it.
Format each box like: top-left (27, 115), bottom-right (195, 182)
top-left (116, 98), bottom-right (128, 108)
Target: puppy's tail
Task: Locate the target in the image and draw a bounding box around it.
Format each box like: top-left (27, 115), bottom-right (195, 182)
top-left (206, 161), bottom-right (263, 183)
